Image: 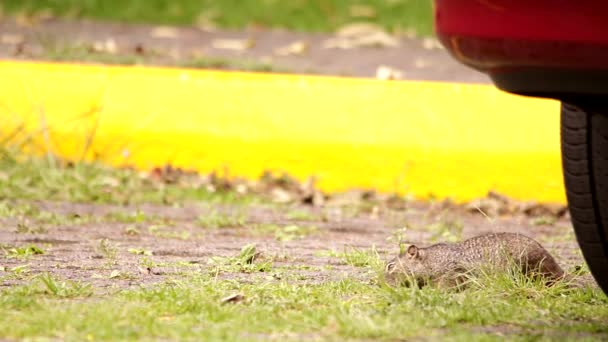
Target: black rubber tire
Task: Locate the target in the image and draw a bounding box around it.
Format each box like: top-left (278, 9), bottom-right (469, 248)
top-left (561, 102), bottom-right (608, 294)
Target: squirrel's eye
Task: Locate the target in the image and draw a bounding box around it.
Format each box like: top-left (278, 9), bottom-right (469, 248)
top-left (386, 262), bottom-right (396, 272)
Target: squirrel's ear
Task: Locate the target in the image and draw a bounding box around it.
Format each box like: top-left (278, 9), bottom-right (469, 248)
top-left (407, 245), bottom-right (419, 258)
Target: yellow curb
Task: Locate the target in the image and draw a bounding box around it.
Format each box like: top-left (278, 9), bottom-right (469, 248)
top-left (0, 61), bottom-right (564, 203)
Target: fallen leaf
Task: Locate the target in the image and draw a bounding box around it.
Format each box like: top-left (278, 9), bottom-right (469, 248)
top-left (91, 38), bottom-right (117, 54)
top-left (134, 44), bottom-right (146, 55)
top-left (151, 26), bottom-right (180, 39)
top-left (1, 34), bottom-right (24, 45)
top-left (369, 206), bottom-right (380, 219)
top-left (336, 23), bottom-right (385, 37)
top-left (375, 65), bottom-right (403, 80)
top-left (221, 293), bottom-right (245, 304)
top-left (109, 270), bottom-right (121, 279)
top-left (271, 188), bottom-right (293, 203)
top-left (274, 40), bottom-right (308, 56)
top-left (13, 42), bottom-right (26, 56)
top-left (324, 30), bottom-right (399, 49)
top-left (211, 38), bottom-right (255, 51)
top-left (138, 266), bottom-right (152, 275)
top-left (422, 37), bottom-right (443, 50)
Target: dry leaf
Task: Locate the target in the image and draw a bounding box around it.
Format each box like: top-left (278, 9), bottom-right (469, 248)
top-left (422, 37), bottom-right (443, 50)
top-left (221, 293), bottom-right (245, 304)
top-left (376, 65), bottom-right (403, 80)
top-left (349, 5), bottom-right (377, 18)
top-left (92, 38), bottom-right (117, 54)
top-left (274, 40), bottom-right (308, 56)
top-left (336, 23), bottom-right (385, 37)
top-left (1, 34), bottom-right (24, 45)
top-left (324, 24), bottom-right (399, 49)
top-left (211, 38), bottom-right (255, 51)
top-left (134, 44), bottom-right (146, 55)
top-left (151, 26), bottom-right (180, 39)
top-left (138, 266), bottom-right (152, 275)
top-left (109, 270), bottom-right (121, 279)
top-left (271, 188), bottom-right (293, 203)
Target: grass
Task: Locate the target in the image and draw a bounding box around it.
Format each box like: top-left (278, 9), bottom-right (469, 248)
top-left (36, 39), bottom-right (291, 73)
top-left (321, 246), bottom-right (384, 268)
top-left (198, 210), bottom-right (248, 229)
top-left (182, 57), bottom-right (286, 74)
top-left (0, 150), bottom-right (606, 339)
top-left (0, 149), bottom-right (264, 206)
top-left (1, 0), bottom-right (434, 36)
top-left (3, 244), bottom-right (44, 259)
top-left (40, 40), bottom-right (142, 66)
top-left (0, 268), bottom-right (606, 340)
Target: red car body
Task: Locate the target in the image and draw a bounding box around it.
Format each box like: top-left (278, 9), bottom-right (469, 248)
top-left (434, 0), bottom-right (608, 96)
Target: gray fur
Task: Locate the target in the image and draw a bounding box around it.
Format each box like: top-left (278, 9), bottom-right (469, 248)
top-left (385, 232), bottom-right (564, 288)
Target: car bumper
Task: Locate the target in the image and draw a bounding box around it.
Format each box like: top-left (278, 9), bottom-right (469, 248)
top-left (435, 0), bottom-right (608, 96)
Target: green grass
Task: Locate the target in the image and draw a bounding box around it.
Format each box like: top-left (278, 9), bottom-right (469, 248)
top-left (0, 0), bottom-right (433, 36)
top-left (0, 149), bottom-right (264, 206)
top-left (0, 144), bottom-right (607, 340)
top-left (1, 268), bottom-right (606, 340)
top-left (198, 210), bottom-right (248, 229)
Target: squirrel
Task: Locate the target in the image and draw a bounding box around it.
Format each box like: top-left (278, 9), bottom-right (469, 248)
top-left (385, 232), bottom-right (565, 288)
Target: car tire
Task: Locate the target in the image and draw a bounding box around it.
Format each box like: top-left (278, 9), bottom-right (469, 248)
top-left (561, 101), bottom-right (608, 294)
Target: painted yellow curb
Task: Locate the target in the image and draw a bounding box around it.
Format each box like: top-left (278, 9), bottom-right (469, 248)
top-left (0, 61), bottom-right (564, 203)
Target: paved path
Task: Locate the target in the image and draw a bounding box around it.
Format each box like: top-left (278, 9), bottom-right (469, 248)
top-left (0, 18), bottom-right (490, 83)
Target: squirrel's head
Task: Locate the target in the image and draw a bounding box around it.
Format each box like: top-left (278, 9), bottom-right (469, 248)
top-left (384, 244), bottom-right (428, 287)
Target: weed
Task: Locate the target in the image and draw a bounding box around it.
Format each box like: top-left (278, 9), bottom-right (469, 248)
top-left (105, 210), bottom-right (148, 223)
top-left (207, 244), bottom-right (272, 274)
top-left (128, 248), bottom-right (152, 256)
top-left (0, 152), bottom-right (263, 206)
top-left (197, 210), bottom-right (247, 229)
top-left (40, 38), bottom-right (141, 65)
top-left (139, 256), bottom-right (157, 269)
top-left (531, 216), bottom-right (557, 226)
top-left (15, 221), bottom-right (48, 234)
top-left (37, 273), bottom-right (93, 298)
top-left (428, 216), bottom-right (463, 243)
top-left (95, 239), bottom-right (118, 264)
top-left (0, 201), bottom-right (40, 218)
top-left (5, 245), bottom-right (45, 259)
top-left (322, 246), bottom-right (384, 270)
top-left (181, 57), bottom-right (285, 73)
top-left (285, 209), bottom-right (317, 221)
top-left (124, 226), bottom-right (141, 236)
top-left (386, 226), bottom-right (409, 254)
top-left (10, 265), bottom-right (31, 276)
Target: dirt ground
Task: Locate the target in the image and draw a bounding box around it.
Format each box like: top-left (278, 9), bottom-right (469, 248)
top-left (0, 18), bottom-right (489, 82)
top-left (0, 195), bottom-right (592, 290)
